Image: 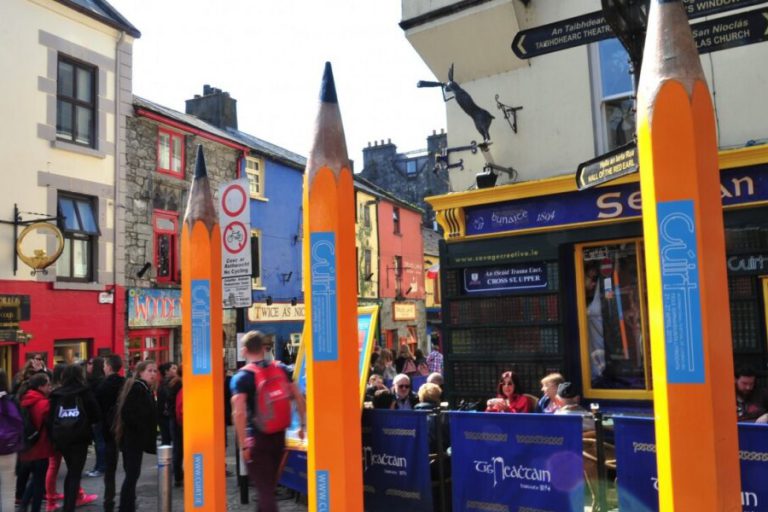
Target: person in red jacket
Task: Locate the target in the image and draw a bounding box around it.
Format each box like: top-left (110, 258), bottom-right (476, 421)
top-left (486, 370), bottom-right (531, 413)
top-left (19, 372), bottom-right (55, 512)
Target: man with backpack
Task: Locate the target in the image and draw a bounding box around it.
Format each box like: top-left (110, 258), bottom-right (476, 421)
top-left (231, 331), bottom-right (306, 512)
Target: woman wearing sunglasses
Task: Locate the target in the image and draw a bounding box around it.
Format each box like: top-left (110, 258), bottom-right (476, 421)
top-left (486, 371), bottom-right (531, 413)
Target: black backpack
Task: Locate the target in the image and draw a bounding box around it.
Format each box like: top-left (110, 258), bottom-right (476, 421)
top-left (19, 402), bottom-right (42, 451)
top-left (49, 393), bottom-right (91, 448)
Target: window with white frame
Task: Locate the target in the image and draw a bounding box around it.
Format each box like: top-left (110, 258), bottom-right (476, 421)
top-left (245, 157), bottom-right (265, 199)
top-left (593, 38), bottom-right (636, 153)
top-left (56, 193), bottom-right (99, 281)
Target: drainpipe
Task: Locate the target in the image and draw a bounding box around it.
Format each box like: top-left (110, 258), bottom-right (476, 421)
top-left (114, 30), bottom-right (126, 356)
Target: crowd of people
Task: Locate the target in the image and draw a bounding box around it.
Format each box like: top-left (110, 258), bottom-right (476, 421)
top-left (0, 355), bottom-right (160, 512)
top-left (1, 333), bottom-right (765, 512)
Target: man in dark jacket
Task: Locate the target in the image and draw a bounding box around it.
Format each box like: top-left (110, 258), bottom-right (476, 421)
top-left (95, 354), bottom-right (125, 512)
top-left (392, 374), bottom-right (419, 410)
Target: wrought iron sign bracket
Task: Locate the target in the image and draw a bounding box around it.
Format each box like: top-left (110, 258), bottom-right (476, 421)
top-left (495, 95), bottom-right (524, 134)
top-left (434, 140), bottom-right (483, 174)
top-left (0, 204), bottom-right (60, 276)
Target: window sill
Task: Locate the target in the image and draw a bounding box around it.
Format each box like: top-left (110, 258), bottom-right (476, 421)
top-left (52, 140), bottom-right (105, 159)
top-left (156, 168), bottom-right (185, 179)
top-left (250, 196), bottom-right (269, 202)
top-left (53, 281), bottom-right (106, 291)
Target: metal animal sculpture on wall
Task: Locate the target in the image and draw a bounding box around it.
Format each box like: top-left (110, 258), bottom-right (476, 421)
top-left (445, 64), bottom-right (494, 142)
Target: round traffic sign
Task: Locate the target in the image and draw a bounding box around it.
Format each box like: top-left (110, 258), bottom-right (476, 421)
top-left (221, 183), bottom-right (247, 218)
top-left (600, 258), bottom-right (613, 277)
top-left (223, 221), bottom-right (248, 254)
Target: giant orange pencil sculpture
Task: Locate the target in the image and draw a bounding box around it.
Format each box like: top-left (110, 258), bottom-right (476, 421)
top-left (181, 145), bottom-right (227, 510)
top-left (303, 62), bottom-right (363, 511)
top-left (637, 1), bottom-right (741, 509)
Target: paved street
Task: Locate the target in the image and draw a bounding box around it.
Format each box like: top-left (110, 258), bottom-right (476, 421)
top-left (53, 428), bottom-right (307, 512)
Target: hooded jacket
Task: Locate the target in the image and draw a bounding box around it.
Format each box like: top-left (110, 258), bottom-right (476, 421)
top-left (19, 389), bottom-right (54, 461)
top-left (118, 379), bottom-right (157, 454)
top-left (48, 382), bottom-right (100, 445)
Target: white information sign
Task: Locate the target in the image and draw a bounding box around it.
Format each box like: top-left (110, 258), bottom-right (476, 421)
top-left (219, 178), bottom-right (252, 279)
top-left (223, 275), bottom-right (252, 309)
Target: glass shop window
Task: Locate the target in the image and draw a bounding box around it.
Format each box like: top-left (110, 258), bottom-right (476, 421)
top-left (576, 239), bottom-right (652, 399)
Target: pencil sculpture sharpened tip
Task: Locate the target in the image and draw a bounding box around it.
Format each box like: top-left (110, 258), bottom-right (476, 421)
top-left (194, 144), bottom-right (208, 179)
top-left (320, 61), bottom-right (338, 104)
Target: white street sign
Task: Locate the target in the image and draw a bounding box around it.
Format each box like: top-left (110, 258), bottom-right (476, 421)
top-left (218, 178), bottom-right (252, 279)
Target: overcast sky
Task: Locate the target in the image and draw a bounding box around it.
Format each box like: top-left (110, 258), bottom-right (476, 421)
top-left (109, 0), bottom-right (447, 168)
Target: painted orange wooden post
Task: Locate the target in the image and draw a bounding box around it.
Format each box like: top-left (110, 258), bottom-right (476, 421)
top-left (181, 145), bottom-right (227, 510)
top-left (303, 62), bottom-right (363, 511)
top-left (637, 1), bottom-right (741, 509)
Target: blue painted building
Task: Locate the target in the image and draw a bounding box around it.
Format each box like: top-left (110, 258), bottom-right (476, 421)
top-left (185, 85), bottom-right (306, 362)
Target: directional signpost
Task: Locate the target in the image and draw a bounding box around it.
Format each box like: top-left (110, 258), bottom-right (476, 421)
top-left (694, 6), bottom-right (768, 55)
top-left (576, 141), bottom-right (638, 190)
top-left (512, 0), bottom-right (768, 59)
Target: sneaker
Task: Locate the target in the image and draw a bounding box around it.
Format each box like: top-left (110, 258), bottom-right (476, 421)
top-left (47, 493), bottom-right (65, 502)
top-left (75, 493), bottom-right (98, 507)
top-left (85, 470), bottom-right (104, 477)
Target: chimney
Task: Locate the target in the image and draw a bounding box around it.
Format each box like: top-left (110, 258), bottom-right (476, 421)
top-left (362, 138), bottom-right (397, 169)
top-left (185, 85), bottom-right (238, 130)
top-left (427, 129), bottom-right (447, 156)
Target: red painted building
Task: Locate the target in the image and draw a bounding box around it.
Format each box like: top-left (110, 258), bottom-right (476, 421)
top-left (365, 178), bottom-right (426, 352)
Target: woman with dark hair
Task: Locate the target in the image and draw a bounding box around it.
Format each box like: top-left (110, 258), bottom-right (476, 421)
top-left (48, 364), bottom-right (100, 511)
top-left (486, 371), bottom-right (531, 413)
top-left (18, 372), bottom-right (54, 512)
top-left (113, 360), bottom-right (158, 512)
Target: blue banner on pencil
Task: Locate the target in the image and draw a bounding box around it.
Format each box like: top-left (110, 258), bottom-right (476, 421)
top-left (614, 417), bottom-right (768, 512)
top-left (279, 450), bottom-right (307, 494)
top-left (362, 410), bottom-right (433, 512)
top-left (448, 412), bottom-right (584, 511)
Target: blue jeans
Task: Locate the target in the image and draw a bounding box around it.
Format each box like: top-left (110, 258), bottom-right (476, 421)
top-left (21, 458), bottom-right (49, 512)
top-left (92, 423), bottom-right (106, 472)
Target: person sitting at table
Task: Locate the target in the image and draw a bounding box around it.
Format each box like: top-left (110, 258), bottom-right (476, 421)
top-left (736, 365), bottom-right (768, 423)
top-left (554, 382), bottom-right (595, 432)
top-left (486, 371), bottom-right (531, 413)
top-left (372, 389), bottom-right (395, 410)
top-left (365, 374), bottom-right (387, 402)
top-left (536, 372), bottom-right (565, 413)
top-left (392, 374), bottom-right (419, 410)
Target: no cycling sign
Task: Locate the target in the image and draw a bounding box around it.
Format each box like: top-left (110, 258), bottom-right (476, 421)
top-left (218, 178), bottom-right (253, 308)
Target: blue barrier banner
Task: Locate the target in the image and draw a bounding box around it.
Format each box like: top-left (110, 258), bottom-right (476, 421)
top-left (614, 417), bottom-right (768, 512)
top-left (362, 410), bottom-right (433, 512)
top-left (279, 449), bottom-right (307, 494)
top-left (613, 417), bottom-right (658, 511)
top-left (449, 412), bottom-right (584, 512)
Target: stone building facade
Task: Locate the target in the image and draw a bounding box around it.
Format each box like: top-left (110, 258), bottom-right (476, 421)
top-left (124, 96), bottom-right (247, 367)
top-left (358, 131), bottom-right (449, 226)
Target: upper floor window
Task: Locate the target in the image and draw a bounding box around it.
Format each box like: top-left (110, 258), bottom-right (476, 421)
top-left (157, 129), bottom-right (185, 177)
top-left (154, 211), bottom-right (179, 283)
top-left (406, 159), bottom-right (418, 177)
top-left (245, 157), bottom-right (265, 199)
top-left (56, 193), bottom-right (99, 281)
top-left (57, 56), bottom-right (96, 147)
top-left (393, 207), bottom-right (401, 235)
top-left (593, 39), bottom-right (635, 153)
top-left (363, 203), bottom-right (371, 227)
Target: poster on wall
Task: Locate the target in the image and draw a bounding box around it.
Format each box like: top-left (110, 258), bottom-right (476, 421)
top-left (285, 304), bottom-right (380, 451)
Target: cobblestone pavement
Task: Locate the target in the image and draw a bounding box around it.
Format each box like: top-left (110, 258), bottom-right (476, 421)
top-left (49, 428), bottom-right (307, 511)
